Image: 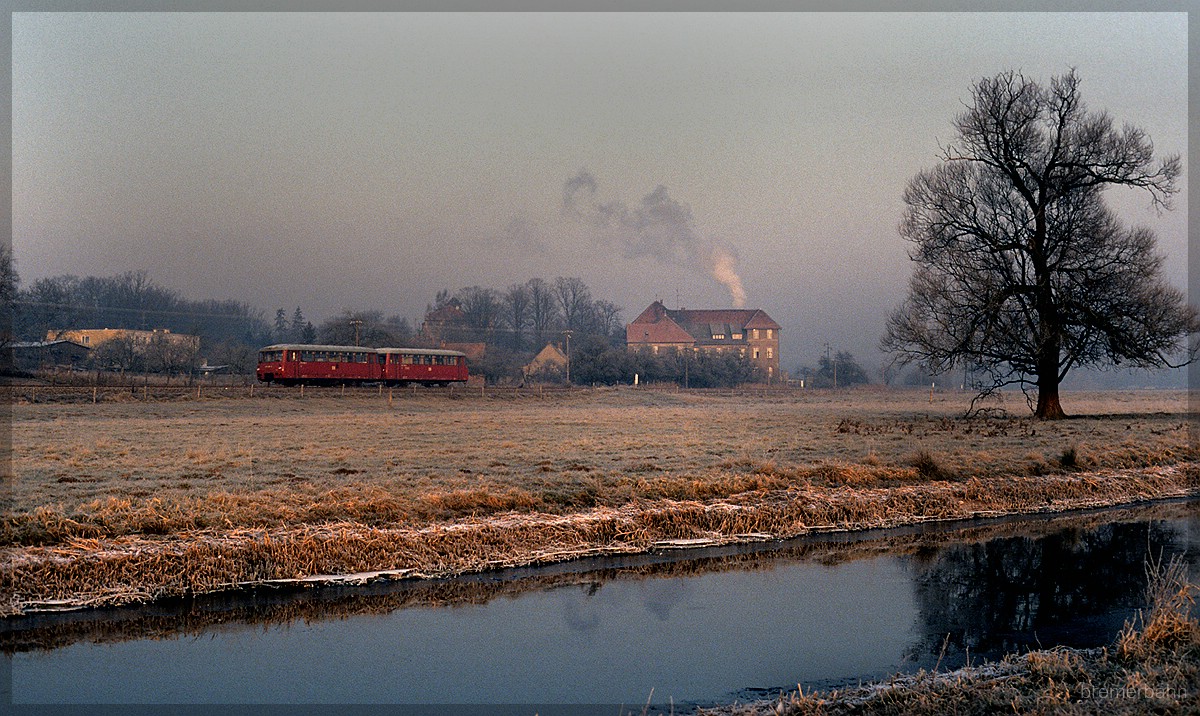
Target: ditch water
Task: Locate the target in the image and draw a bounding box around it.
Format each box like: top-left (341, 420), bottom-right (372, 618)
top-left (4, 499), bottom-right (1199, 715)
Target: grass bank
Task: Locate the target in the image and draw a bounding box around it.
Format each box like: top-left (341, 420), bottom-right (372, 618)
top-left (5, 388), bottom-right (1195, 615)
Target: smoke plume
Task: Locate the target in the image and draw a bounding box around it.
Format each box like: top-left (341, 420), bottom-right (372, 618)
top-left (708, 247), bottom-right (747, 308)
top-left (562, 169), bottom-right (748, 307)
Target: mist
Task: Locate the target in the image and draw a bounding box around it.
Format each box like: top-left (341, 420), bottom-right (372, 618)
top-left (13, 12), bottom-right (1188, 376)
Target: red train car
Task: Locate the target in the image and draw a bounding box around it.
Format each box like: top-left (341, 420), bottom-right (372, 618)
top-left (256, 344), bottom-right (381, 385)
top-left (377, 348), bottom-right (469, 386)
top-left (256, 344), bottom-right (469, 386)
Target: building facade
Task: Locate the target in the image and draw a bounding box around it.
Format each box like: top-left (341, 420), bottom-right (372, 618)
top-left (625, 301), bottom-right (782, 382)
top-left (46, 328), bottom-right (200, 353)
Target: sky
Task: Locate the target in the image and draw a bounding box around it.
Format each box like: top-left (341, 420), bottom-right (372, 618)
top-left (12, 11), bottom-right (1189, 377)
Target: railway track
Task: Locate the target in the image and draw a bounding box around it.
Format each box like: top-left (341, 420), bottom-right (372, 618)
top-left (4, 381), bottom-right (802, 403)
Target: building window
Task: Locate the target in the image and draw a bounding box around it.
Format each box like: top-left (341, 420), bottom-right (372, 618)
top-left (767, 348), bottom-right (773, 359)
top-left (753, 348), bottom-right (760, 359)
top-left (732, 332), bottom-right (742, 340)
top-left (712, 333), bottom-right (725, 340)
top-left (752, 329), bottom-right (759, 340)
top-left (767, 329), bottom-right (773, 339)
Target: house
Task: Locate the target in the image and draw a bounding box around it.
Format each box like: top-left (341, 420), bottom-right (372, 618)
top-left (46, 328), bottom-right (200, 353)
top-left (523, 343), bottom-right (568, 383)
top-left (626, 301), bottom-right (782, 382)
top-left (12, 340), bottom-right (91, 372)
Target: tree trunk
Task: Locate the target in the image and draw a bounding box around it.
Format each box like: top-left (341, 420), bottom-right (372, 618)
top-left (1035, 374), bottom-right (1066, 419)
top-left (1033, 327), bottom-right (1067, 419)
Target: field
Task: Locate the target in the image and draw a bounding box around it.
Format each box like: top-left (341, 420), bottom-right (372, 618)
top-left (4, 386), bottom-right (1196, 614)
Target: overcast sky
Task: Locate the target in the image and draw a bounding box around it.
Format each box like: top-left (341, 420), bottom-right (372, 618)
top-left (13, 11), bottom-right (1188, 373)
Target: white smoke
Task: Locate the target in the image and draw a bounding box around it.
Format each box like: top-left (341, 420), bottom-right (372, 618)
top-left (562, 169), bottom-right (749, 307)
top-left (708, 247), bottom-right (747, 308)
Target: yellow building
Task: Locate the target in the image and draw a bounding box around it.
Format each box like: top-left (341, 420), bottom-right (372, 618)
top-left (47, 328), bottom-right (200, 353)
top-left (523, 342), bottom-right (568, 382)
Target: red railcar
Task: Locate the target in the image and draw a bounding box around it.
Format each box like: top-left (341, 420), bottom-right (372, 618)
top-left (256, 344), bottom-right (468, 387)
top-left (378, 348), bottom-right (469, 386)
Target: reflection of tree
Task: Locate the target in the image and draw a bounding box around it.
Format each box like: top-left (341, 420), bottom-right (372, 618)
top-left (905, 520), bottom-right (1187, 667)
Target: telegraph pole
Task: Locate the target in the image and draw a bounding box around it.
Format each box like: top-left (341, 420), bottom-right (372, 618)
top-left (563, 329), bottom-right (573, 385)
top-left (823, 342), bottom-right (837, 388)
top-left (350, 319), bottom-right (364, 346)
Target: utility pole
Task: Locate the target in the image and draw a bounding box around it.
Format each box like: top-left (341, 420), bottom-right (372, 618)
top-left (823, 342), bottom-right (837, 389)
top-left (350, 319), bottom-right (364, 346)
top-left (563, 329), bottom-right (573, 385)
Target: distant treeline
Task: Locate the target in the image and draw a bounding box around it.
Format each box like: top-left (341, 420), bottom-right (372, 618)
top-left (15, 271), bottom-right (271, 346)
top-left (4, 251), bottom-right (761, 386)
top-left (297, 277), bottom-right (760, 386)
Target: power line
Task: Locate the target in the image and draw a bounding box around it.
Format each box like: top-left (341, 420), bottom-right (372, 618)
top-left (12, 300), bottom-right (267, 323)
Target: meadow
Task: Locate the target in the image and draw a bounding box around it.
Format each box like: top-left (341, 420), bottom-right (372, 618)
top-left (4, 386), bottom-right (1195, 614)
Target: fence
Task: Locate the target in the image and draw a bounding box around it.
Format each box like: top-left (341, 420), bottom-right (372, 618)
top-left (3, 380), bottom-right (805, 404)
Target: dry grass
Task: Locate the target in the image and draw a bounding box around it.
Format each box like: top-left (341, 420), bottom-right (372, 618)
top-left (4, 387), bottom-right (1196, 614)
top-left (7, 501), bottom-right (1192, 654)
top-left (710, 555), bottom-right (1200, 716)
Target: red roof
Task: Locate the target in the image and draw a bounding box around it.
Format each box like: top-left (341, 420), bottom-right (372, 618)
top-left (626, 311), bottom-right (696, 345)
top-left (626, 301), bottom-right (780, 346)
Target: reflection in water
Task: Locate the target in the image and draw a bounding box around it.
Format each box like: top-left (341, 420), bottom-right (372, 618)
top-left (905, 512), bottom-right (1200, 669)
top-left (5, 500), bottom-right (1198, 708)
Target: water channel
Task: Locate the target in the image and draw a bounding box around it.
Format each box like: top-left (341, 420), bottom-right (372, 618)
top-left (5, 499), bottom-right (1198, 715)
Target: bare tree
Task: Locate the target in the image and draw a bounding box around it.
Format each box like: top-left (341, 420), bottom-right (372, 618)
top-left (317, 310), bottom-right (401, 347)
top-left (883, 69), bottom-right (1194, 419)
top-left (92, 335), bottom-right (141, 378)
top-left (456, 286), bottom-right (501, 342)
top-left (526, 278), bottom-right (559, 348)
top-left (0, 245), bottom-right (17, 363)
top-left (553, 276), bottom-right (592, 333)
top-left (144, 333), bottom-right (197, 383)
top-left (501, 282), bottom-right (531, 350)
top-left (590, 299), bottom-right (623, 340)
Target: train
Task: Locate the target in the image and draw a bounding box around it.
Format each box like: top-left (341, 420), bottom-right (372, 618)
top-left (256, 344), bottom-right (469, 386)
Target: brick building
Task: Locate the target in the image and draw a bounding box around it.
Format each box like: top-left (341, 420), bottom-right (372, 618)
top-left (625, 301), bottom-right (782, 382)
